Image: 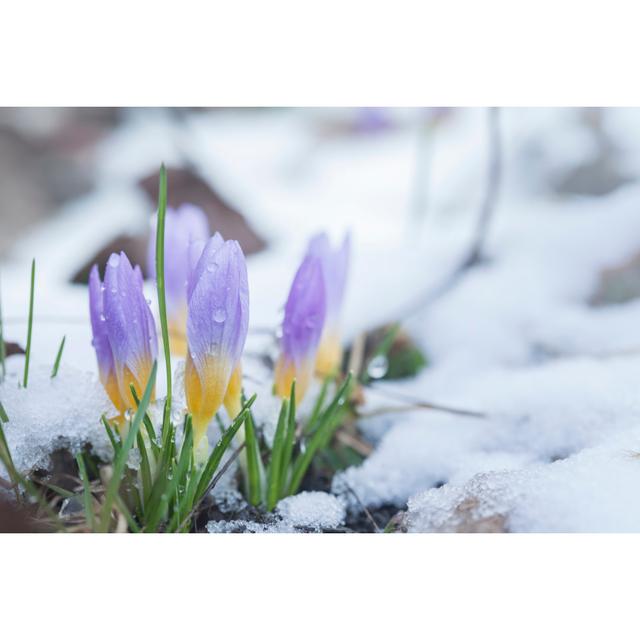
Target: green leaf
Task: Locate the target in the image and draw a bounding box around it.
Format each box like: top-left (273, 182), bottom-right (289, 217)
top-left (130, 385), bottom-right (160, 459)
top-left (266, 398), bottom-right (289, 511)
top-left (288, 373), bottom-right (353, 496)
top-left (42, 483), bottom-right (76, 499)
top-left (136, 430), bottom-right (153, 506)
top-left (145, 415), bottom-right (193, 532)
top-left (101, 415), bottom-right (121, 455)
top-left (0, 413), bottom-right (20, 496)
top-left (305, 376), bottom-right (331, 434)
top-left (279, 380), bottom-right (297, 498)
top-left (0, 401), bottom-right (9, 424)
top-left (75, 453), bottom-right (96, 531)
top-left (114, 493), bottom-right (141, 533)
top-left (22, 259), bottom-right (35, 388)
top-left (50, 335), bottom-right (66, 378)
top-left (194, 395), bottom-right (256, 503)
top-left (243, 409), bottom-right (263, 506)
top-left (155, 164), bottom-right (172, 431)
top-left (98, 361), bottom-right (157, 532)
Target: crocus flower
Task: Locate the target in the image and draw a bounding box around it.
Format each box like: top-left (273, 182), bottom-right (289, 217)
top-left (274, 255), bottom-right (327, 403)
top-left (306, 232), bottom-right (350, 376)
top-left (147, 204), bottom-right (209, 355)
top-left (89, 252), bottom-right (158, 423)
top-left (185, 237), bottom-right (249, 455)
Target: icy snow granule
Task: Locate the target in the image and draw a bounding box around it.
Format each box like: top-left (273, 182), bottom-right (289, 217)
top-left (206, 492), bottom-right (346, 533)
top-left (206, 519), bottom-right (297, 533)
top-left (276, 491), bottom-right (346, 530)
top-left (0, 362), bottom-right (113, 476)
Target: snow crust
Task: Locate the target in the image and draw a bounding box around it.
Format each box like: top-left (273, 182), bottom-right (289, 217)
top-left (0, 360), bottom-right (113, 477)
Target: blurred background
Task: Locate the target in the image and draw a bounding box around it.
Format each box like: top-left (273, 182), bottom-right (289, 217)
top-left (2, 107), bottom-right (640, 370)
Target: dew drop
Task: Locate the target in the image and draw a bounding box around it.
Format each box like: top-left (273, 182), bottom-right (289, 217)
top-left (99, 313), bottom-right (106, 322)
top-left (108, 254), bottom-right (121, 268)
top-left (367, 355), bottom-right (389, 380)
top-left (213, 308), bottom-right (227, 323)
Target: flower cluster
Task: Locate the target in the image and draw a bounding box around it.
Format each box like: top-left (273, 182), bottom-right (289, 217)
top-left (89, 208), bottom-right (350, 455)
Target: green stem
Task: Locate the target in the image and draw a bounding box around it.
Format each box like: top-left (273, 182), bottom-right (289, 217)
top-left (23, 259), bottom-right (35, 388)
top-left (155, 165), bottom-right (172, 428)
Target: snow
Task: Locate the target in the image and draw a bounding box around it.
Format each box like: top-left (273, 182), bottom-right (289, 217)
top-left (4, 107), bottom-right (640, 532)
top-left (206, 490), bottom-right (345, 532)
top-left (406, 434), bottom-right (640, 533)
top-left (276, 491), bottom-right (346, 530)
top-left (0, 359), bottom-right (113, 477)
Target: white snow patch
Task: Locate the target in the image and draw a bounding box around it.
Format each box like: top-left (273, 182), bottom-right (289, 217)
top-left (0, 361), bottom-right (113, 477)
top-left (406, 434), bottom-right (640, 533)
top-left (276, 491), bottom-right (346, 530)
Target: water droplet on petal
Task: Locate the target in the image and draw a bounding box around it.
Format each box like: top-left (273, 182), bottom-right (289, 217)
top-left (108, 254), bottom-right (121, 268)
top-left (367, 355), bottom-right (389, 380)
top-left (213, 308), bottom-right (226, 323)
top-left (206, 263), bottom-right (216, 273)
top-left (99, 313), bottom-right (106, 322)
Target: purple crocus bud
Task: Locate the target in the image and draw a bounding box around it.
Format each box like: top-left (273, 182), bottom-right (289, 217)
top-left (306, 232), bottom-right (350, 376)
top-left (185, 237), bottom-right (249, 452)
top-left (147, 204), bottom-right (209, 355)
top-left (89, 265), bottom-right (124, 414)
top-left (274, 254), bottom-right (327, 402)
top-left (89, 252), bottom-right (158, 419)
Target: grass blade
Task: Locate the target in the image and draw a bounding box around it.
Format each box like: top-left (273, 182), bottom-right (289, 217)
top-left (114, 493), bottom-right (141, 532)
top-left (75, 453), bottom-right (96, 531)
top-left (305, 376), bottom-right (331, 434)
top-left (279, 380), bottom-right (297, 498)
top-left (136, 430), bottom-right (153, 505)
top-left (130, 385), bottom-right (160, 459)
top-left (243, 409), bottom-right (263, 506)
top-left (50, 335), bottom-right (66, 378)
top-left (98, 361), bottom-right (157, 532)
top-left (194, 395), bottom-right (256, 503)
top-left (288, 373), bottom-right (353, 496)
top-left (0, 401), bottom-right (9, 424)
top-left (266, 398), bottom-right (289, 511)
top-left (101, 415), bottom-right (121, 455)
top-left (0, 409), bottom-right (20, 500)
top-left (155, 164), bottom-right (172, 430)
top-left (144, 417), bottom-right (193, 532)
top-left (22, 259), bottom-right (35, 388)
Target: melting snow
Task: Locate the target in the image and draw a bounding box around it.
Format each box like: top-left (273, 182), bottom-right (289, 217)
top-left (0, 360), bottom-right (113, 477)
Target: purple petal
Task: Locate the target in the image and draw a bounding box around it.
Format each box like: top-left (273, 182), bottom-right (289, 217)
top-left (306, 231), bottom-right (350, 322)
top-left (103, 252), bottom-right (158, 386)
top-left (187, 232), bottom-right (224, 302)
top-left (88, 264), bottom-right (114, 383)
top-left (147, 204), bottom-right (210, 315)
top-left (281, 254), bottom-right (326, 366)
top-left (187, 239), bottom-right (249, 379)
